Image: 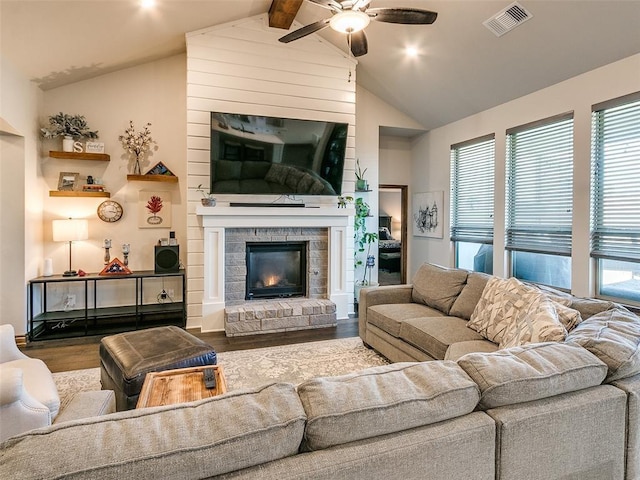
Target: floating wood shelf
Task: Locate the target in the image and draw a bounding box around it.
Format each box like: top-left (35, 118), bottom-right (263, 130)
top-left (49, 151), bottom-right (110, 162)
top-left (127, 174), bottom-right (178, 183)
top-left (49, 191), bottom-right (110, 198)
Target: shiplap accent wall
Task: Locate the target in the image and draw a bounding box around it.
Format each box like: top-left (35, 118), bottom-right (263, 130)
top-left (186, 14), bottom-right (357, 330)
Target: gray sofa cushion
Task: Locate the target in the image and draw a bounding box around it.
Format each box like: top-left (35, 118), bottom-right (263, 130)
top-left (569, 297), bottom-right (617, 319)
top-left (444, 340), bottom-right (499, 361)
top-left (412, 263), bottom-right (468, 315)
top-left (297, 362), bottom-right (480, 451)
top-left (566, 307), bottom-right (640, 382)
top-left (0, 383), bottom-right (306, 480)
top-left (399, 317), bottom-right (486, 360)
top-left (368, 303), bottom-right (444, 338)
top-left (449, 271), bottom-right (491, 320)
top-left (457, 342), bottom-right (608, 409)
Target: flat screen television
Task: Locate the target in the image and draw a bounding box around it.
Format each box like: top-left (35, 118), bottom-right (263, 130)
top-left (210, 112), bottom-right (347, 196)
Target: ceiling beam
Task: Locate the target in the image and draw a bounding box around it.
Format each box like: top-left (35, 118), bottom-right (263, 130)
top-left (268, 0), bottom-right (303, 30)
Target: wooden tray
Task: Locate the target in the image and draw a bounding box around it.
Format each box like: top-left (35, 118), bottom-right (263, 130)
top-left (136, 365), bottom-right (227, 409)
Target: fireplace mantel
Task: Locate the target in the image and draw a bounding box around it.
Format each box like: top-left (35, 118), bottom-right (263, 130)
top-left (196, 205), bottom-right (354, 332)
top-left (196, 205), bottom-right (355, 228)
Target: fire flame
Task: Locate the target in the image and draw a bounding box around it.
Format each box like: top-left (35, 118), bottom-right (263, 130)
top-left (263, 275), bottom-right (280, 287)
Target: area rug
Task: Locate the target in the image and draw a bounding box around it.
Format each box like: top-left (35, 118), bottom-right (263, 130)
top-left (52, 337), bottom-right (389, 408)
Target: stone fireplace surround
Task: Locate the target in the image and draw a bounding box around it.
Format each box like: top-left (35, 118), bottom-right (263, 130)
top-left (196, 205), bottom-right (353, 333)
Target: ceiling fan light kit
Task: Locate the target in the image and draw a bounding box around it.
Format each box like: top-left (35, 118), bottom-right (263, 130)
top-left (329, 10), bottom-right (370, 33)
top-left (278, 0), bottom-right (438, 57)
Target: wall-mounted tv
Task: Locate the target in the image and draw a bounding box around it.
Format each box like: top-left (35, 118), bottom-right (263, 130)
top-left (210, 112), bottom-right (347, 196)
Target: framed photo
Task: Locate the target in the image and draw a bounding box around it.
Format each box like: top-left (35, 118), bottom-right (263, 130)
top-left (139, 190), bottom-right (171, 228)
top-left (58, 172), bottom-right (79, 191)
top-left (412, 191), bottom-right (444, 238)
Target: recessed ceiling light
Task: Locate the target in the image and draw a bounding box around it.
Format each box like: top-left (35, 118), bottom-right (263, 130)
top-left (140, 0), bottom-right (156, 9)
top-left (405, 46), bottom-right (419, 58)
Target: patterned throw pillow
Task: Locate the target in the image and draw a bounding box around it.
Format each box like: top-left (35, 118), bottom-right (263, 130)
top-left (500, 294), bottom-right (568, 348)
top-left (468, 277), bottom-right (567, 348)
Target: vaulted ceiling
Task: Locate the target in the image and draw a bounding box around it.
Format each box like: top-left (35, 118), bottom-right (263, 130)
top-left (2, 1), bottom-right (639, 131)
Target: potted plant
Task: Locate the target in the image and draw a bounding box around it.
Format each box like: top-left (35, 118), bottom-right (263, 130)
top-left (41, 112), bottom-right (99, 152)
top-left (197, 184), bottom-right (216, 206)
top-left (354, 197), bottom-right (378, 304)
top-left (355, 158), bottom-right (368, 191)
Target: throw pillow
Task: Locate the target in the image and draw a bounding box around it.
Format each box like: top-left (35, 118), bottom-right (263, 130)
top-left (500, 293), bottom-right (568, 349)
top-left (468, 277), bottom-right (567, 347)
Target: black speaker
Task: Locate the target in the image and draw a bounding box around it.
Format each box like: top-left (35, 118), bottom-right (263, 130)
top-left (155, 245), bottom-right (180, 273)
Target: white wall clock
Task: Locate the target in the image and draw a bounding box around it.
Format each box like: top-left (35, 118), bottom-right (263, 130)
top-left (97, 200), bottom-right (123, 223)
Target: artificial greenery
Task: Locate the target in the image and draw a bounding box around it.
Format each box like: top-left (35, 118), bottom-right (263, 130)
top-left (40, 112), bottom-right (99, 139)
top-left (355, 158), bottom-right (367, 181)
top-left (197, 184), bottom-right (215, 199)
top-left (354, 197), bottom-right (378, 285)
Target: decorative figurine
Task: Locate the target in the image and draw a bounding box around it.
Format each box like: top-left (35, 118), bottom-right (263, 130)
top-left (122, 243), bottom-right (130, 266)
top-left (104, 239), bottom-right (111, 265)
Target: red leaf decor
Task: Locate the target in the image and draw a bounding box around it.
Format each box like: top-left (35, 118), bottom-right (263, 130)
top-left (146, 195), bottom-right (163, 215)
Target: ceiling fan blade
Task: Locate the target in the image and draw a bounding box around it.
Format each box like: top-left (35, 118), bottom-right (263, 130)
top-left (278, 18), bottom-right (331, 43)
top-left (349, 30), bottom-right (368, 57)
top-left (367, 8), bottom-right (438, 24)
top-left (306, 0), bottom-right (343, 11)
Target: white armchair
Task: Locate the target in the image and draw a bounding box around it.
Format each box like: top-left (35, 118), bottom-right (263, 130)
top-left (0, 324), bottom-right (116, 443)
top-left (0, 324), bottom-right (61, 442)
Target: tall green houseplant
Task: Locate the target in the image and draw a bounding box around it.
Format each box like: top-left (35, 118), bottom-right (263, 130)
top-left (354, 197), bottom-right (378, 302)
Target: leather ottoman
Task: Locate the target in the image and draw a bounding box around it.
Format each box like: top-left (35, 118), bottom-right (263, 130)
top-left (99, 326), bottom-right (217, 411)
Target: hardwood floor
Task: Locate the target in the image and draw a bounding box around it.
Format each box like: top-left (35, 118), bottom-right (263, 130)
top-left (21, 319), bottom-right (359, 373)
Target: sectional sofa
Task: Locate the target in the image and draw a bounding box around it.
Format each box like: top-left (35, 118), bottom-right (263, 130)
top-left (1, 263), bottom-right (639, 479)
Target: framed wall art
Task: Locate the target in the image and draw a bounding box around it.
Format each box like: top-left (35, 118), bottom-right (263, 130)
top-left (412, 191), bottom-right (444, 238)
top-left (58, 172), bottom-right (79, 191)
top-left (139, 190), bottom-right (171, 228)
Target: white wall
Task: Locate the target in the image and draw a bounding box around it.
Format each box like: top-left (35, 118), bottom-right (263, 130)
top-left (40, 55), bottom-right (187, 279)
top-left (0, 55), bottom-right (42, 335)
top-left (410, 53), bottom-right (640, 297)
top-left (356, 87), bottom-right (425, 282)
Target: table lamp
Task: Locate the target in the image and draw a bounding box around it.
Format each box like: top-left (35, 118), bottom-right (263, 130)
top-left (52, 218), bottom-right (88, 276)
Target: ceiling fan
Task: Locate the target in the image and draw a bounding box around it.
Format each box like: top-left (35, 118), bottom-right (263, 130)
top-left (278, 0), bottom-right (438, 57)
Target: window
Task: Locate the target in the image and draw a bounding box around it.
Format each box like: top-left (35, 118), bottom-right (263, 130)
top-left (591, 92), bottom-right (640, 304)
top-left (506, 113), bottom-right (574, 289)
top-left (451, 135), bottom-right (495, 273)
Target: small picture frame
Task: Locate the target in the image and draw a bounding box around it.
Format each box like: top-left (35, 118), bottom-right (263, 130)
top-left (85, 142), bottom-right (105, 154)
top-left (58, 172), bottom-right (79, 191)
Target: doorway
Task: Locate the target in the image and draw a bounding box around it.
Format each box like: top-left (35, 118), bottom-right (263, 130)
top-left (378, 184), bottom-right (408, 285)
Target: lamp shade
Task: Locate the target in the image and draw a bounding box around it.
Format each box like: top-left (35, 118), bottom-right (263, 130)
top-left (52, 218), bottom-right (89, 242)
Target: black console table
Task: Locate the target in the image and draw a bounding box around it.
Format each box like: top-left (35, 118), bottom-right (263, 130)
top-left (28, 270), bottom-right (186, 341)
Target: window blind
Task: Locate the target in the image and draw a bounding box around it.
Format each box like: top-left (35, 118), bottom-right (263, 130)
top-left (591, 95), bottom-right (640, 261)
top-left (506, 114), bottom-right (574, 255)
top-left (450, 135), bottom-right (495, 244)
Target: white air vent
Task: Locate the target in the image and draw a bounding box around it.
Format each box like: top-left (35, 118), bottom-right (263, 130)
top-left (484, 2), bottom-right (533, 37)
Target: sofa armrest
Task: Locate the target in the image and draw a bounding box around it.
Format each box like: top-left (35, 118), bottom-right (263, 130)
top-left (0, 367), bottom-right (51, 442)
top-left (358, 284), bottom-right (414, 340)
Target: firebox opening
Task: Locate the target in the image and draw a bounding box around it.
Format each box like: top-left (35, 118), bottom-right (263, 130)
top-left (246, 242), bottom-right (307, 300)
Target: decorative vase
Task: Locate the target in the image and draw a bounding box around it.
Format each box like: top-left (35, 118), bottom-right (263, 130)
top-left (134, 158), bottom-right (141, 175)
top-left (201, 198), bottom-right (216, 207)
top-left (356, 179), bottom-right (368, 191)
top-left (62, 135), bottom-right (74, 152)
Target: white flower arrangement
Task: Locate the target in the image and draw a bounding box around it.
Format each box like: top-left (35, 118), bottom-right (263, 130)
top-left (118, 120), bottom-right (156, 174)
